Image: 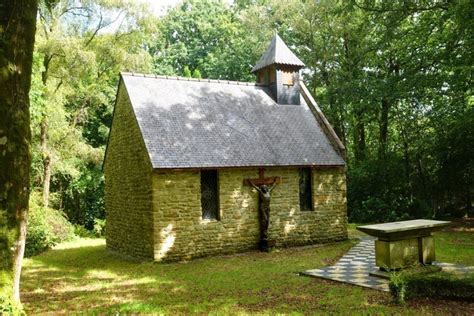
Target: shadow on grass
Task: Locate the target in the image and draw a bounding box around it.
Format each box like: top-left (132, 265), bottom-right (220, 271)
top-left (21, 239), bottom-right (370, 314)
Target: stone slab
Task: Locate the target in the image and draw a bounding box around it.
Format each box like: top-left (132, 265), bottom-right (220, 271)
top-left (357, 219), bottom-right (450, 241)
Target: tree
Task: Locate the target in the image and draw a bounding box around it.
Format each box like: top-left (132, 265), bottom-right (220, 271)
top-left (0, 0), bottom-right (38, 307)
top-left (27, 0), bottom-right (155, 229)
top-left (151, 0), bottom-right (263, 81)
top-left (192, 69), bottom-right (202, 79)
top-left (183, 65), bottom-right (192, 77)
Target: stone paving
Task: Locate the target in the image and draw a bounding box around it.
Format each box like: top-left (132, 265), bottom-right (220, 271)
top-left (301, 238), bottom-right (474, 292)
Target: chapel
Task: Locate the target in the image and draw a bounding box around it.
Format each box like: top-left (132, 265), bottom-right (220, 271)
top-left (104, 34), bottom-right (348, 261)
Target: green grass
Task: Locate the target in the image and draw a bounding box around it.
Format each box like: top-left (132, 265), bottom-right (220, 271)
top-left (21, 225), bottom-right (474, 314)
top-left (435, 230), bottom-right (474, 265)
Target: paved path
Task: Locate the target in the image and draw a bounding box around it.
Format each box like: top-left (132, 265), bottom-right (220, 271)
top-left (301, 238), bottom-right (474, 292)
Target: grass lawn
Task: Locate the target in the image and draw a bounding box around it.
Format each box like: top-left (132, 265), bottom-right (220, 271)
top-left (22, 222), bottom-right (474, 314)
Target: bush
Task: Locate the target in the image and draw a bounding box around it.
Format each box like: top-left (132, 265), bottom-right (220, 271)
top-left (390, 266), bottom-right (474, 303)
top-left (60, 166), bottom-right (105, 230)
top-left (73, 224), bottom-right (95, 238)
top-left (0, 296), bottom-right (24, 315)
top-left (26, 192), bottom-right (75, 257)
top-left (74, 219), bottom-right (106, 238)
top-left (93, 218), bottom-right (106, 237)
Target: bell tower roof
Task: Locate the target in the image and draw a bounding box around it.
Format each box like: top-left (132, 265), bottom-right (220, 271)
top-left (251, 33), bottom-right (305, 73)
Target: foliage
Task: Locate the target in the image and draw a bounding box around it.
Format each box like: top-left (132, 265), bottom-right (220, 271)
top-left (182, 65), bottom-right (192, 78)
top-left (0, 296), bottom-right (24, 315)
top-left (192, 69), bottom-right (202, 79)
top-left (29, 0), bottom-right (156, 233)
top-left (347, 157), bottom-right (432, 223)
top-left (61, 164), bottom-right (105, 229)
top-left (25, 192), bottom-right (75, 257)
top-left (151, 0), bottom-right (268, 81)
top-left (390, 267), bottom-right (474, 303)
top-left (73, 225), bottom-right (95, 238)
top-left (74, 219), bottom-right (105, 238)
top-left (93, 218), bottom-right (106, 237)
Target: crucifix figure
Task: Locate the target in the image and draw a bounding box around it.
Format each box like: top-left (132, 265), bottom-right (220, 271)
top-left (244, 168), bottom-right (281, 251)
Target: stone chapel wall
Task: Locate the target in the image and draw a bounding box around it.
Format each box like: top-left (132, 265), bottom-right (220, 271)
top-left (104, 84), bottom-right (155, 259)
top-left (152, 167), bottom-right (347, 261)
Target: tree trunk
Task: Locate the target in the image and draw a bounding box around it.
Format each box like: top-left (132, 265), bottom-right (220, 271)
top-left (40, 53), bottom-right (52, 208)
top-left (342, 33), bottom-right (364, 162)
top-left (402, 133), bottom-right (412, 199)
top-left (40, 117), bottom-right (51, 208)
top-left (465, 185), bottom-right (472, 216)
top-left (319, 65), bottom-right (346, 145)
top-left (0, 0), bottom-right (38, 305)
top-left (379, 97), bottom-right (390, 160)
top-left (353, 108), bottom-right (366, 163)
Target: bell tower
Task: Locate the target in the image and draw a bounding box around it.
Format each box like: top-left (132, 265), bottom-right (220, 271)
top-left (252, 34), bottom-right (305, 105)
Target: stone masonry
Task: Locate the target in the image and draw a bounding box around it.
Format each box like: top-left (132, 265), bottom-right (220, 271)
top-left (103, 85), bottom-right (154, 259)
top-left (152, 167), bottom-right (347, 262)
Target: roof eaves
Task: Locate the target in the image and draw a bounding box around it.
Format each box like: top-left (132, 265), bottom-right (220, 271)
top-left (251, 61), bottom-right (305, 73)
top-left (150, 163), bottom-right (346, 170)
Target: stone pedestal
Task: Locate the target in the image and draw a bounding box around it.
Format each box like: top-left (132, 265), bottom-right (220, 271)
top-left (375, 236), bottom-right (435, 270)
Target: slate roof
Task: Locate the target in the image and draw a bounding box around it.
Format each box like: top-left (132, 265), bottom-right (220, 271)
top-left (251, 34), bottom-right (305, 73)
top-left (120, 73), bottom-right (345, 169)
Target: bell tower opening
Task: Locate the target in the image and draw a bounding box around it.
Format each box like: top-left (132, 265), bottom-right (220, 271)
top-left (252, 34), bottom-right (305, 105)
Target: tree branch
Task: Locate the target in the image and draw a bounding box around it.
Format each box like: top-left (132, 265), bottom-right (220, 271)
top-left (353, 0), bottom-right (450, 13)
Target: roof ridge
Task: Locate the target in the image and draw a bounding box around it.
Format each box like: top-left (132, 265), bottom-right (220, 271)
top-left (120, 71), bottom-right (258, 86)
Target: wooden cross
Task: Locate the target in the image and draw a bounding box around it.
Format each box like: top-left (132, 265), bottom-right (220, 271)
top-left (243, 168), bottom-right (281, 186)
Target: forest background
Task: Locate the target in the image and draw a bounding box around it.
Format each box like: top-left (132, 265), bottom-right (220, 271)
top-left (27, 0), bottom-right (473, 256)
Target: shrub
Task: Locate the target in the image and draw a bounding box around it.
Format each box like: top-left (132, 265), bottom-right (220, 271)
top-left (0, 296), bottom-right (24, 315)
top-left (73, 224), bottom-right (95, 238)
top-left (26, 192), bottom-right (75, 257)
top-left (74, 219), bottom-right (106, 238)
top-left (347, 157), bottom-right (434, 223)
top-left (92, 218), bottom-right (106, 237)
top-left (390, 266), bottom-right (474, 303)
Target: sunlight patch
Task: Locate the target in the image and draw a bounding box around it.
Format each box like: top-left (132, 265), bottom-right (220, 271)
top-left (53, 238), bottom-right (105, 250)
top-left (155, 223), bottom-right (176, 260)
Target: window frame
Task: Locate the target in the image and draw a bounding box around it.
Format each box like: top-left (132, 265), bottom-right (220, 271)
top-left (200, 169), bottom-right (220, 220)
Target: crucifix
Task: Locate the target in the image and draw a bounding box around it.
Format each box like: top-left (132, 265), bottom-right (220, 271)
top-left (243, 168), bottom-right (281, 252)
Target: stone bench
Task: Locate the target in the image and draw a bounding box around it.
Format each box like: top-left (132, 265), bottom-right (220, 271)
top-left (357, 219), bottom-right (450, 271)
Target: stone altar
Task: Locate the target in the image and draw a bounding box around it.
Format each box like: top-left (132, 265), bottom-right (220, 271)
top-left (357, 219), bottom-right (450, 270)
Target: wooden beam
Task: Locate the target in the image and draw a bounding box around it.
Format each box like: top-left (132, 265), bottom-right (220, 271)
top-left (243, 177), bottom-right (281, 186)
top-left (243, 168), bottom-right (281, 186)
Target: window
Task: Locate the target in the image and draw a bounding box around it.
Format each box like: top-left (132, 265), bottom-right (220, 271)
top-left (282, 71), bottom-right (294, 86)
top-left (201, 170), bottom-right (219, 220)
top-left (258, 71), bottom-right (265, 84)
top-left (269, 67), bottom-right (276, 84)
top-left (299, 168), bottom-right (313, 212)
